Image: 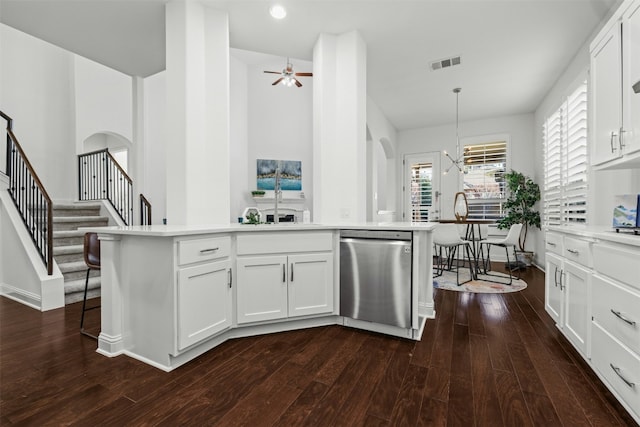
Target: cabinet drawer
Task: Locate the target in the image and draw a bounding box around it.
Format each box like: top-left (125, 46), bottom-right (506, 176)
top-left (545, 232), bottom-right (563, 255)
top-left (563, 237), bottom-right (592, 267)
top-left (237, 231), bottom-right (333, 255)
top-left (593, 242), bottom-right (640, 290)
top-left (591, 323), bottom-right (640, 417)
top-left (178, 236), bottom-right (231, 266)
top-left (593, 275), bottom-right (640, 354)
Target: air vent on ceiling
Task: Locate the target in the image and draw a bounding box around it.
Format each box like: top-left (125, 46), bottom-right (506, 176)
top-left (431, 55), bottom-right (461, 71)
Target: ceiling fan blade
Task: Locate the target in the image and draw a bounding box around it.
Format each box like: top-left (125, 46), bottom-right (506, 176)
top-left (272, 77), bottom-right (284, 86)
top-left (294, 72), bottom-right (313, 77)
top-left (294, 78), bottom-right (302, 87)
top-left (264, 71), bottom-right (281, 74)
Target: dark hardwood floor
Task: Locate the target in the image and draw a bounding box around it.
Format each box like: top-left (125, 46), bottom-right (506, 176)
top-left (1, 266), bottom-right (637, 426)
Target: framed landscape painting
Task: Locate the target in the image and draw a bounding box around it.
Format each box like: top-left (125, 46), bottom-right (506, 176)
top-left (256, 159), bottom-right (302, 191)
top-left (612, 194), bottom-right (639, 228)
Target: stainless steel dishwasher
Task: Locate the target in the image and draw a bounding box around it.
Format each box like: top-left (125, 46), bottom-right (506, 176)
top-left (340, 229), bottom-right (412, 329)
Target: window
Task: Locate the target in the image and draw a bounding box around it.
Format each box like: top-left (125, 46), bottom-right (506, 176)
top-left (409, 161), bottom-right (433, 222)
top-left (463, 140), bottom-right (507, 220)
top-left (543, 81), bottom-right (588, 226)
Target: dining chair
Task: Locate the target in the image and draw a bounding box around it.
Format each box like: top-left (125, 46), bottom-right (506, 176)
top-left (479, 223), bottom-right (523, 285)
top-left (433, 224), bottom-right (474, 285)
top-left (81, 232), bottom-right (101, 339)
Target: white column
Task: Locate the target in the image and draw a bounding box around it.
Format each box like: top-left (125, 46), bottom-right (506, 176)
top-left (97, 234), bottom-right (125, 357)
top-left (131, 76), bottom-right (144, 225)
top-left (165, 1), bottom-right (230, 225)
top-left (313, 31), bottom-right (367, 223)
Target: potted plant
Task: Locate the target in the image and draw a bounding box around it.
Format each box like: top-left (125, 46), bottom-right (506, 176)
top-left (251, 190), bottom-right (265, 198)
top-left (496, 170), bottom-right (541, 267)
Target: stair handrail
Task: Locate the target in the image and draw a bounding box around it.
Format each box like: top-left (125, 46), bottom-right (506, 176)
top-left (78, 148), bottom-right (133, 225)
top-left (1, 111), bottom-right (54, 275)
top-left (139, 194), bottom-right (152, 226)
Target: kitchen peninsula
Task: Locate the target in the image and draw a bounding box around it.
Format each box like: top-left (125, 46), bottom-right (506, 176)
top-left (85, 222), bottom-right (436, 371)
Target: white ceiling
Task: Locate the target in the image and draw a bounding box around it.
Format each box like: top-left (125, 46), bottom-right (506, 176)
top-left (0, 0), bottom-right (620, 131)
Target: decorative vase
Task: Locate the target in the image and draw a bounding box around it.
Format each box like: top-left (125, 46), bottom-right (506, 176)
top-left (454, 192), bottom-right (468, 221)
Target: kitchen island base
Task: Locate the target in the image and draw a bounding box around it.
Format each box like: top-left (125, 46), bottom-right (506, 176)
top-left (87, 223), bottom-right (436, 371)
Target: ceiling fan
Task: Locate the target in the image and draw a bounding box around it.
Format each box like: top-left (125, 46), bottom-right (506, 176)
top-left (264, 58), bottom-right (312, 87)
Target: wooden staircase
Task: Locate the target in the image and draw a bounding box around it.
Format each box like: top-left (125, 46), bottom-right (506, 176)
top-left (52, 203), bottom-right (108, 304)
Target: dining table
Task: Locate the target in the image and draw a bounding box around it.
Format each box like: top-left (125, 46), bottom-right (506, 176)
top-left (435, 218), bottom-right (496, 279)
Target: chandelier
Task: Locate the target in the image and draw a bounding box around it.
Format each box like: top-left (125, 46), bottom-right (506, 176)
top-left (443, 87), bottom-right (463, 174)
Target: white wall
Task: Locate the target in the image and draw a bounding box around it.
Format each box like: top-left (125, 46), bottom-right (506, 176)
top-left (0, 24), bottom-right (76, 201)
top-left (74, 55), bottom-right (133, 151)
top-left (398, 113), bottom-right (535, 221)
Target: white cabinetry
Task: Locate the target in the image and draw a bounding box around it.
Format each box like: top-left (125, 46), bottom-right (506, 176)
top-left (236, 232), bottom-right (334, 325)
top-left (176, 236), bottom-right (232, 351)
top-left (544, 232), bottom-right (591, 357)
top-left (591, 241), bottom-right (640, 423)
top-left (590, 0), bottom-right (640, 168)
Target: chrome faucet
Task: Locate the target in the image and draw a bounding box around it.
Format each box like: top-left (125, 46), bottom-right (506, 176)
top-left (274, 167), bottom-right (281, 224)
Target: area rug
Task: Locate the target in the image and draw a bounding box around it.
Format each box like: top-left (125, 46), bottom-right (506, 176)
top-left (433, 270), bottom-right (527, 294)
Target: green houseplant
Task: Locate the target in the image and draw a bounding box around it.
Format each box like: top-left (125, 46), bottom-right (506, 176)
top-left (497, 170), bottom-right (541, 264)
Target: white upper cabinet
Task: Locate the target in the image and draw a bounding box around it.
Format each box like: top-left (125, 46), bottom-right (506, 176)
top-left (590, 0), bottom-right (640, 169)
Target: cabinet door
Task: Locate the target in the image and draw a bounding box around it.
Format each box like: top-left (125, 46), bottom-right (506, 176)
top-left (288, 252), bottom-right (334, 317)
top-left (545, 252), bottom-right (564, 325)
top-left (563, 260), bottom-right (590, 357)
top-left (236, 255), bottom-right (288, 324)
top-left (591, 22), bottom-right (623, 165)
top-left (623, 0), bottom-right (640, 156)
top-left (177, 259), bottom-right (232, 351)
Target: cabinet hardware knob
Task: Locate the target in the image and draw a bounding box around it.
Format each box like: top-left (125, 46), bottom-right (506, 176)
top-left (610, 363), bottom-right (635, 388)
top-left (200, 247), bottom-right (219, 254)
top-left (567, 249), bottom-right (579, 254)
top-left (559, 271), bottom-right (564, 291)
top-left (290, 263), bottom-right (294, 282)
top-left (283, 264), bottom-right (286, 282)
top-left (610, 131), bottom-right (618, 153)
top-left (619, 127), bottom-right (626, 149)
top-left (228, 268), bottom-right (232, 288)
top-left (548, 242), bottom-right (556, 247)
top-left (610, 309), bottom-right (636, 326)
top-left (554, 266), bottom-right (559, 287)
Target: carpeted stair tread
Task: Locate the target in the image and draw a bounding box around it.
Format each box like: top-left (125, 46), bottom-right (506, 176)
top-left (64, 276), bottom-right (101, 294)
top-left (53, 245), bottom-right (83, 256)
top-left (53, 216), bottom-right (109, 223)
top-left (58, 261), bottom-right (88, 274)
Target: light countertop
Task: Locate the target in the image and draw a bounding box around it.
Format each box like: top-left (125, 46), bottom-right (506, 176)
top-left (546, 225), bottom-right (640, 247)
top-left (82, 221), bottom-right (438, 237)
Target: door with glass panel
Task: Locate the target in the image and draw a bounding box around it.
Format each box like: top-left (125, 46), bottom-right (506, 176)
top-left (404, 153), bottom-right (440, 222)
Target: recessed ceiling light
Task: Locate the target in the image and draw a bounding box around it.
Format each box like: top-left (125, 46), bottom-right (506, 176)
top-left (269, 4), bottom-right (287, 19)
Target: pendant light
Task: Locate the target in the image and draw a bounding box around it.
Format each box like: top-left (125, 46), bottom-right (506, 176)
top-left (443, 87), bottom-right (464, 174)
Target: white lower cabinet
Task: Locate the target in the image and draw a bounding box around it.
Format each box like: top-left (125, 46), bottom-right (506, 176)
top-left (236, 252), bottom-right (334, 324)
top-left (562, 260), bottom-right (589, 355)
top-left (177, 259), bottom-right (232, 351)
top-left (546, 230), bottom-right (640, 424)
top-left (175, 236), bottom-right (233, 352)
top-left (544, 232), bottom-right (591, 357)
top-left (236, 255), bottom-right (289, 323)
top-left (236, 231), bottom-right (335, 325)
top-left (545, 252), bottom-right (564, 325)
top-left (591, 241), bottom-right (640, 423)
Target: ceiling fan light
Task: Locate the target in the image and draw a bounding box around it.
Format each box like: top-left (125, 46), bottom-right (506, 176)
top-left (269, 4), bottom-right (287, 19)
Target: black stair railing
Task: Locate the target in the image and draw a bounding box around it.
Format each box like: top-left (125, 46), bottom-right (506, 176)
top-left (1, 111), bottom-right (53, 275)
top-left (140, 193), bottom-right (152, 226)
top-left (78, 148), bottom-right (133, 225)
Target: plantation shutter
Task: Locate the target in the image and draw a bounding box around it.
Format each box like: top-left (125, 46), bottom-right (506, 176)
top-left (563, 84), bottom-right (588, 223)
top-left (544, 109), bottom-right (563, 226)
top-left (463, 141), bottom-right (507, 220)
top-left (543, 81), bottom-right (588, 226)
top-left (410, 162), bottom-right (433, 222)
